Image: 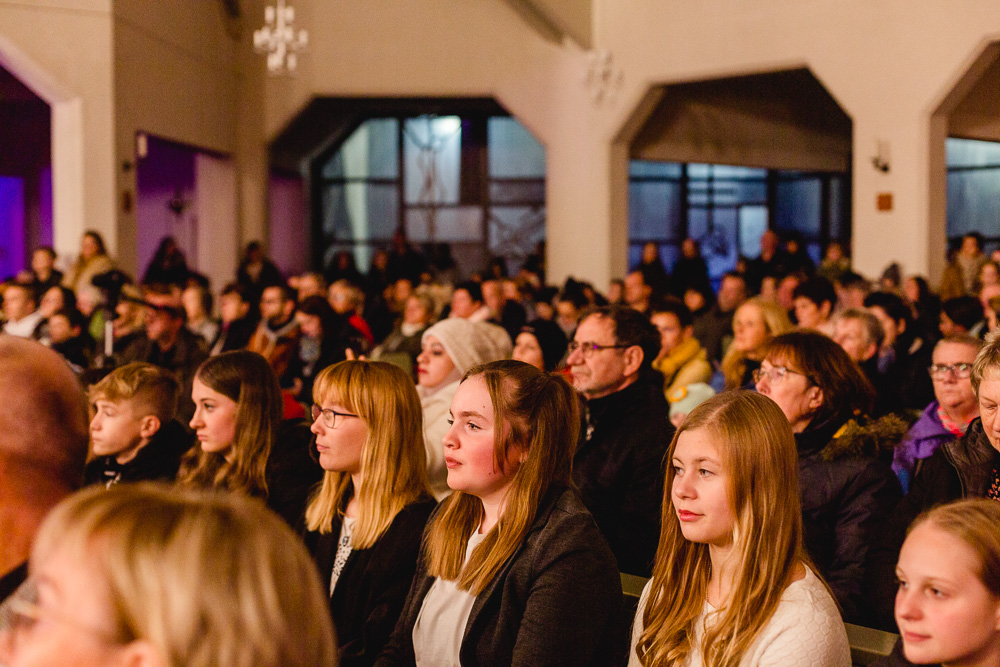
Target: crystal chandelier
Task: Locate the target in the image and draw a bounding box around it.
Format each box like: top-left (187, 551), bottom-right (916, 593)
top-left (253, 0), bottom-right (308, 75)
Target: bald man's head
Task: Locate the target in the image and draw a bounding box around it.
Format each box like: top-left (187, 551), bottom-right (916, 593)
top-left (0, 335), bottom-right (88, 490)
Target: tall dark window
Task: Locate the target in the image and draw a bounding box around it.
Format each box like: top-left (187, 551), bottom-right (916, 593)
top-left (947, 138), bottom-right (1000, 249)
top-left (315, 115), bottom-right (545, 277)
top-left (628, 161), bottom-right (849, 282)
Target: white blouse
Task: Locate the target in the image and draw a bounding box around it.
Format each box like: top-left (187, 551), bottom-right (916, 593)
top-left (411, 530), bottom-right (489, 667)
top-left (629, 566), bottom-right (851, 667)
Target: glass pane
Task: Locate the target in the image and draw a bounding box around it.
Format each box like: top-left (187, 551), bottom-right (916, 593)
top-left (322, 118), bottom-right (399, 179)
top-left (698, 209), bottom-right (739, 280)
top-left (404, 116), bottom-right (461, 205)
top-left (947, 138), bottom-right (1000, 168)
top-left (489, 180), bottom-right (545, 205)
top-left (629, 161), bottom-right (683, 179)
top-left (775, 178), bottom-right (821, 236)
top-left (629, 181), bottom-right (682, 241)
top-left (739, 206), bottom-right (768, 259)
top-left (948, 169), bottom-right (1000, 238)
top-left (828, 176), bottom-right (845, 239)
top-left (320, 183), bottom-right (398, 242)
top-left (488, 118), bottom-right (545, 178)
top-left (405, 206), bottom-right (483, 243)
top-left (711, 164), bottom-right (768, 179)
top-left (488, 206), bottom-right (546, 260)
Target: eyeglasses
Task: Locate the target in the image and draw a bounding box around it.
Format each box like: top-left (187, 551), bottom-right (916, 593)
top-left (566, 341), bottom-right (631, 358)
top-left (0, 579), bottom-right (123, 652)
top-left (752, 365), bottom-right (809, 385)
top-left (929, 363), bottom-right (973, 379)
top-left (310, 405), bottom-right (359, 429)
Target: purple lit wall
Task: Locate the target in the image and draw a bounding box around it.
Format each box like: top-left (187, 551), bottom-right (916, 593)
top-left (269, 173), bottom-right (308, 276)
top-left (135, 135), bottom-right (196, 281)
top-left (0, 177), bottom-right (25, 280)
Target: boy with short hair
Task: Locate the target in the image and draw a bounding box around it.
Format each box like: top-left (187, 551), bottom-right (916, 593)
top-left (84, 362), bottom-right (192, 488)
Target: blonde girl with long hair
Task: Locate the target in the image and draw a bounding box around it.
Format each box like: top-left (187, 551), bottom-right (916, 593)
top-left (720, 297), bottom-right (792, 389)
top-left (302, 360), bottom-right (435, 667)
top-left (630, 390), bottom-right (850, 667)
top-left (0, 483), bottom-right (336, 667)
top-left (177, 350), bottom-right (279, 498)
top-left (377, 360), bottom-right (624, 666)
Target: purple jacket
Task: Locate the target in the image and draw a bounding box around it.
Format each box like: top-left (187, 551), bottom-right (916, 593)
top-left (892, 401), bottom-right (957, 494)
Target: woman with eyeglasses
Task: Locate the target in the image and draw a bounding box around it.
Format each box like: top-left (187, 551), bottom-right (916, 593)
top-left (754, 331), bottom-right (904, 629)
top-left (0, 483), bottom-right (336, 667)
top-left (303, 360), bottom-right (435, 667)
top-left (376, 360), bottom-right (624, 666)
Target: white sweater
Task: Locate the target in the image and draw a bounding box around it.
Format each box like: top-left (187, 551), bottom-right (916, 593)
top-left (629, 566), bottom-right (851, 667)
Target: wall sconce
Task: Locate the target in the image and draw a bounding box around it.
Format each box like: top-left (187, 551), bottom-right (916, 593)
top-left (871, 139), bottom-right (890, 173)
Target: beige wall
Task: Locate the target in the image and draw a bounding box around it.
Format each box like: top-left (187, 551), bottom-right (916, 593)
top-left (253, 0), bottom-right (1000, 288)
top-left (5, 1), bottom-right (1000, 287)
top-left (113, 0), bottom-right (241, 276)
top-left (0, 0), bottom-right (115, 264)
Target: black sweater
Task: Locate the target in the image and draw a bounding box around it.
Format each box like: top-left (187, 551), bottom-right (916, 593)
top-left (304, 498), bottom-right (436, 667)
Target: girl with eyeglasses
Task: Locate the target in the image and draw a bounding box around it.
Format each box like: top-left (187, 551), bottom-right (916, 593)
top-left (630, 390), bottom-right (850, 667)
top-left (304, 360), bottom-right (435, 667)
top-left (376, 360), bottom-right (624, 666)
top-left (754, 331), bottom-right (904, 630)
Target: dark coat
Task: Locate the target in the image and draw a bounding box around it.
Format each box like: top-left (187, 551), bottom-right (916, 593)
top-left (84, 419), bottom-right (193, 487)
top-left (304, 499), bottom-right (436, 667)
top-left (796, 413), bottom-right (905, 626)
top-left (375, 487), bottom-right (626, 667)
top-left (573, 375), bottom-right (674, 577)
top-left (209, 315), bottom-right (258, 355)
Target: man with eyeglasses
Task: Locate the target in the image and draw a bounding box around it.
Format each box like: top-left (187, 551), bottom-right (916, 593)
top-left (567, 305), bottom-right (673, 578)
top-left (891, 336), bottom-right (983, 494)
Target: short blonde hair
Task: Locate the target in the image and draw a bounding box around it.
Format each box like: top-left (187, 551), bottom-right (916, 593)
top-left (32, 483), bottom-right (336, 667)
top-left (972, 330), bottom-right (1000, 397)
top-left (88, 362), bottom-right (179, 423)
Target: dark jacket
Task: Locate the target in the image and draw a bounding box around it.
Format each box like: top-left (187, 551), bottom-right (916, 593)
top-left (376, 487), bottom-right (626, 667)
top-left (84, 419), bottom-right (193, 488)
top-left (796, 413), bottom-right (905, 626)
top-left (895, 418), bottom-right (996, 522)
top-left (573, 375), bottom-right (674, 577)
top-left (209, 314), bottom-right (258, 355)
top-left (304, 499), bottom-right (436, 667)
top-left (266, 418), bottom-right (325, 529)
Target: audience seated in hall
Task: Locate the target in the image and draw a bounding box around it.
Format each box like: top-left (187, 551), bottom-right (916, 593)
top-left (303, 361), bottom-right (435, 667)
top-left (755, 331), bottom-right (904, 628)
top-left (0, 337), bottom-right (89, 605)
top-left (0, 483), bottom-right (337, 666)
top-left (568, 305), bottom-right (674, 577)
top-left (377, 361), bottom-right (624, 667)
top-left (84, 362), bottom-right (192, 489)
top-left (630, 391), bottom-right (850, 667)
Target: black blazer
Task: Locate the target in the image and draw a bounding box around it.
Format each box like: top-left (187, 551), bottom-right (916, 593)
top-left (304, 498), bottom-right (436, 667)
top-left (375, 487), bottom-right (626, 667)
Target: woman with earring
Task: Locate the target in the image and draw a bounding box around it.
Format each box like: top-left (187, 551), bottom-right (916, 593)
top-left (303, 360), bottom-right (435, 667)
top-left (630, 390), bottom-right (850, 666)
top-left (377, 360), bottom-right (624, 666)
